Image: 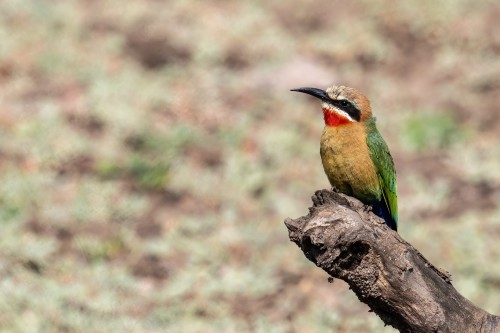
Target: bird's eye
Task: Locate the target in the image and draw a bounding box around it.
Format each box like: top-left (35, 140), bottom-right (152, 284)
top-left (340, 100), bottom-right (349, 107)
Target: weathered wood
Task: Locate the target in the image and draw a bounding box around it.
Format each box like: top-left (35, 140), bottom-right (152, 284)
top-left (285, 189), bottom-right (500, 333)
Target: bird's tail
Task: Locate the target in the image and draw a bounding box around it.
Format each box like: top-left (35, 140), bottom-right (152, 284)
top-left (372, 201), bottom-right (397, 231)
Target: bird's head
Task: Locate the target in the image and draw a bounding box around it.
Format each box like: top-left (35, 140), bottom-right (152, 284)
top-left (292, 85), bottom-right (372, 126)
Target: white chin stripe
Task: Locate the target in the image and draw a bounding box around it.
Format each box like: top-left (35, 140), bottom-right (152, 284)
top-left (321, 102), bottom-right (354, 122)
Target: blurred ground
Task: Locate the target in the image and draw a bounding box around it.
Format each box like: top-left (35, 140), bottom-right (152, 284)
top-left (0, 1), bottom-right (499, 332)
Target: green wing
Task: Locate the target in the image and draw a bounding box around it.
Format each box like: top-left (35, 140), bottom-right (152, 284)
top-left (365, 119), bottom-right (398, 229)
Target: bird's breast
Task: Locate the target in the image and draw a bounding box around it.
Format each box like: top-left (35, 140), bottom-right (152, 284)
top-left (320, 123), bottom-right (380, 202)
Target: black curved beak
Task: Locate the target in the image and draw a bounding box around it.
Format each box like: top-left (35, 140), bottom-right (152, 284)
top-left (291, 87), bottom-right (330, 102)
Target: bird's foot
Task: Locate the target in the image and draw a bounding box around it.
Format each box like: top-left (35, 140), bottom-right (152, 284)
top-left (312, 189), bottom-right (334, 207)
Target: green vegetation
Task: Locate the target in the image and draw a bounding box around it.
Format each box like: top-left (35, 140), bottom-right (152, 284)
top-left (0, 1), bottom-right (499, 332)
top-left (403, 112), bottom-right (465, 151)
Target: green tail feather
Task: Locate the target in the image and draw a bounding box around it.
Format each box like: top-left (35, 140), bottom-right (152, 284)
top-left (365, 119), bottom-right (398, 230)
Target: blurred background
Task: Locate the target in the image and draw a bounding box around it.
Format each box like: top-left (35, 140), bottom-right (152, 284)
top-left (0, 1), bottom-right (499, 332)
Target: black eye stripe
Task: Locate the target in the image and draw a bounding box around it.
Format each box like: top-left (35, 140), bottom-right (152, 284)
top-left (331, 99), bottom-right (361, 121)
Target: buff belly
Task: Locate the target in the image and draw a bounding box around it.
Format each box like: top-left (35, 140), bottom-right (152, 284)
top-left (320, 123), bottom-right (381, 203)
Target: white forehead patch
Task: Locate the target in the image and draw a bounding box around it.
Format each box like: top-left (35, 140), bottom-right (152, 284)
top-left (321, 102), bottom-right (354, 122)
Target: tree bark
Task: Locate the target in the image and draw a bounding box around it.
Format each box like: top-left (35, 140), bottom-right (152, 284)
top-left (284, 189), bottom-right (500, 333)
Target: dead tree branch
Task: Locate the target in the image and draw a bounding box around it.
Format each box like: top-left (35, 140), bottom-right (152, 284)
top-left (284, 189), bottom-right (500, 333)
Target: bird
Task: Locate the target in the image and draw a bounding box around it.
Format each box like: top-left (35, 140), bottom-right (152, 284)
top-left (291, 85), bottom-right (398, 231)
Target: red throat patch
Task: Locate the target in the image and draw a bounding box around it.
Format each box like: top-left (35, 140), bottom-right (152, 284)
top-left (323, 108), bottom-right (351, 126)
